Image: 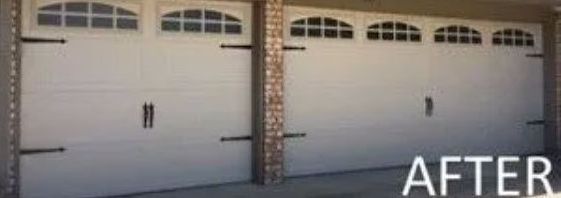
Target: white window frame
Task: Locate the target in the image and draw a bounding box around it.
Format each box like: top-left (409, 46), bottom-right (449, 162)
top-left (32, 0), bottom-right (141, 34)
top-left (492, 28), bottom-right (535, 47)
top-left (289, 16), bottom-right (354, 39)
top-left (160, 9), bottom-right (243, 35)
top-left (366, 21), bottom-right (422, 42)
top-left (156, 0), bottom-right (251, 41)
top-left (434, 25), bottom-right (482, 45)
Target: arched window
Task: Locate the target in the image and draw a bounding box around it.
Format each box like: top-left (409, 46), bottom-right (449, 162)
top-left (492, 29), bottom-right (534, 47)
top-left (161, 9), bottom-right (242, 34)
top-left (367, 21), bottom-right (421, 42)
top-left (290, 17), bottom-right (353, 39)
top-left (37, 2), bottom-right (138, 30)
top-left (434, 25), bottom-right (481, 44)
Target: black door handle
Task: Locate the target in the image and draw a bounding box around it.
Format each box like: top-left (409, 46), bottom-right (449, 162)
top-left (148, 103), bottom-right (155, 128)
top-left (425, 96), bottom-right (434, 117)
top-left (143, 103), bottom-right (149, 129)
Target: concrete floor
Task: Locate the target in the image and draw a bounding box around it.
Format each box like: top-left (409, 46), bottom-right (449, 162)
top-left (120, 157), bottom-right (561, 198)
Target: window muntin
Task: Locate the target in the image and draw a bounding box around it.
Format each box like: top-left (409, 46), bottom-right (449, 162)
top-left (290, 17), bottom-right (354, 39)
top-left (367, 21), bottom-right (421, 42)
top-left (37, 2), bottom-right (138, 30)
top-left (434, 25), bottom-right (481, 44)
top-left (161, 9), bottom-right (242, 35)
top-left (492, 29), bottom-right (534, 47)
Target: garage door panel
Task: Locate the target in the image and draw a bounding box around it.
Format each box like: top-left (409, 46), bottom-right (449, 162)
top-left (428, 22), bottom-right (544, 156)
top-left (144, 92), bottom-right (252, 189)
top-left (22, 36), bottom-right (143, 93)
top-left (285, 31), bottom-right (429, 176)
top-left (21, 92), bottom-right (150, 198)
top-left (287, 91), bottom-right (423, 128)
top-left (147, 91), bottom-right (251, 139)
top-left (22, 139), bottom-right (250, 198)
top-left (21, 92), bottom-right (143, 148)
top-left (141, 42), bottom-right (251, 90)
top-left (487, 50), bottom-right (544, 154)
top-left (285, 127), bottom-right (434, 175)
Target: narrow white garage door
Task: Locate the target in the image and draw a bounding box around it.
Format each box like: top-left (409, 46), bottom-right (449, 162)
top-left (285, 7), bottom-right (544, 176)
top-left (20, 1), bottom-right (252, 198)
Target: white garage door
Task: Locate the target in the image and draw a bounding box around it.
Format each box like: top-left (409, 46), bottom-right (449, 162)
top-left (285, 7), bottom-right (544, 176)
top-left (20, 1), bottom-right (252, 198)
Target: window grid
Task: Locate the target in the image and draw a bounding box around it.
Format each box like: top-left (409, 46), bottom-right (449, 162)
top-left (36, 5), bottom-right (537, 48)
top-left (37, 2), bottom-right (138, 30)
top-left (367, 21), bottom-right (422, 42)
top-left (161, 9), bottom-right (242, 35)
top-left (290, 17), bottom-right (354, 39)
top-left (492, 29), bottom-right (534, 47)
top-left (434, 25), bottom-right (481, 44)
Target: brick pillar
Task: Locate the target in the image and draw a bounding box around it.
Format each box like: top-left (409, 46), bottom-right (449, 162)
top-left (555, 12), bottom-right (561, 153)
top-left (0, 0), bottom-right (21, 197)
top-left (252, 0), bottom-right (285, 184)
top-left (544, 11), bottom-right (558, 153)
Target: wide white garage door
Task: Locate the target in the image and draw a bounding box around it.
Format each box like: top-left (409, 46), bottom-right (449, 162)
top-left (285, 7), bottom-right (544, 176)
top-left (20, 1), bottom-right (252, 198)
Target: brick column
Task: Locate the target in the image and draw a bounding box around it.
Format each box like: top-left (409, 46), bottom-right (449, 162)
top-left (252, 0), bottom-right (285, 184)
top-left (0, 0), bottom-right (21, 197)
top-left (544, 11), bottom-right (558, 153)
top-left (555, 12), bottom-right (561, 153)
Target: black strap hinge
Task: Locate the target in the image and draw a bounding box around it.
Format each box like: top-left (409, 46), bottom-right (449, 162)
top-left (220, 44), bottom-right (253, 50)
top-left (284, 133), bottom-right (307, 138)
top-left (220, 44), bottom-right (306, 51)
top-left (526, 53), bottom-right (543, 58)
top-left (220, 132), bottom-right (307, 142)
top-left (221, 136), bottom-right (252, 142)
top-left (21, 37), bottom-right (66, 44)
top-left (283, 46), bottom-right (306, 51)
top-left (527, 120), bottom-right (545, 126)
top-left (20, 147), bottom-right (66, 155)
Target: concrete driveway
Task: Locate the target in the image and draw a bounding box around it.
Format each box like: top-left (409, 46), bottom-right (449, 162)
top-left (117, 157), bottom-right (561, 198)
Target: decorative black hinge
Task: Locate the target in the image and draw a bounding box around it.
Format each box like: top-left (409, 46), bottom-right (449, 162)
top-left (21, 37), bottom-right (66, 44)
top-left (220, 44), bottom-right (253, 50)
top-left (283, 46), bottom-right (306, 51)
top-left (20, 147), bottom-right (66, 155)
top-left (220, 133), bottom-right (307, 142)
top-left (526, 53), bottom-right (544, 58)
top-left (527, 120), bottom-right (545, 126)
top-left (284, 133), bottom-right (307, 138)
top-left (220, 135), bottom-right (253, 142)
top-left (220, 44), bottom-right (306, 51)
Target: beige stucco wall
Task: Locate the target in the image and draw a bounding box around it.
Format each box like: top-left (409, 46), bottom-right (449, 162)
top-left (285, 0), bottom-right (552, 22)
top-left (224, 0), bottom-right (553, 22)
